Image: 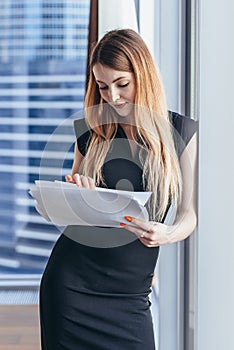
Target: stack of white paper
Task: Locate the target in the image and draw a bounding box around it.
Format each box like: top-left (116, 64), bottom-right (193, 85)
top-left (29, 180), bottom-right (151, 228)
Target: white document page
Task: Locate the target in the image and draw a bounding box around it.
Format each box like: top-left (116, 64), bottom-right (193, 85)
top-left (29, 181), bottom-right (151, 228)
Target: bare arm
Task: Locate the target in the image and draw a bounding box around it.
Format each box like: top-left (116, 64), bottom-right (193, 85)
top-left (167, 132), bottom-right (197, 242)
top-left (71, 142), bottom-right (84, 175)
top-left (121, 132), bottom-right (198, 247)
top-left (66, 143), bottom-right (95, 189)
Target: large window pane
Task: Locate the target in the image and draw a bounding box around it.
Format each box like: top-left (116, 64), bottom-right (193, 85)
top-left (0, 0), bottom-right (90, 284)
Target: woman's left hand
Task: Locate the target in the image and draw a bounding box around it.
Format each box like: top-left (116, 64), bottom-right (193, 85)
top-left (121, 216), bottom-right (173, 247)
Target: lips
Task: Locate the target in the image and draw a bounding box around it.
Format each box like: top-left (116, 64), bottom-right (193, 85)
top-left (112, 103), bottom-right (127, 109)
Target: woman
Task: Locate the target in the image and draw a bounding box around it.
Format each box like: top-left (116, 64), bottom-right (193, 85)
top-left (40, 29), bottom-right (197, 349)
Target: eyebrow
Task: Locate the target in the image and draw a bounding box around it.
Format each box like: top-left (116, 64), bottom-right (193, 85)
top-left (96, 77), bottom-right (127, 84)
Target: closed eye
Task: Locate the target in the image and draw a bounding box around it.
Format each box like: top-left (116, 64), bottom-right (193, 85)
top-left (118, 83), bottom-right (129, 88)
top-left (98, 83), bottom-right (129, 90)
top-left (99, 86), bottom-right (108, 90)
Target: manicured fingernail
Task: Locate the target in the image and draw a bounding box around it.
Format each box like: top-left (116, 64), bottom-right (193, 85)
top-left (120, 222), bottom-right (126, 227)
top-left (125, 216), bottom-right (132, 222)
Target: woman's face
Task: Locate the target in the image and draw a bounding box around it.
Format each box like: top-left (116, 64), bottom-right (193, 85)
top-left (93, 63), bottom-right (136, 117)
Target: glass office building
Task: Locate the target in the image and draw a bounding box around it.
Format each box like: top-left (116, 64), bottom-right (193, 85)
top-left (0, 0), bottom-right (90, 281)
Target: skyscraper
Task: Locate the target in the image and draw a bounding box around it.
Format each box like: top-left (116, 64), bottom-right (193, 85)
top-left (0, 0), bottom-right (90, 279)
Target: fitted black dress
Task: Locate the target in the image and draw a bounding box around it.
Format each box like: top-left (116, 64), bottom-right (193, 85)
top-left (40, 112), bottom-right (197, 350)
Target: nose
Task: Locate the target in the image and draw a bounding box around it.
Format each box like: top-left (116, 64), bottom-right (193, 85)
top-left (108, 87), bottom-right (120, 103)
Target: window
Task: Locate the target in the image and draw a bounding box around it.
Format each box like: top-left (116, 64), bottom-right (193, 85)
top-left (0, 0), bottom-right (90, 285)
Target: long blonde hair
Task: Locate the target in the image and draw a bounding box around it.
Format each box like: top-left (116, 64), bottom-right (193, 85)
top-left (81, 29), bottom-right (182, 221)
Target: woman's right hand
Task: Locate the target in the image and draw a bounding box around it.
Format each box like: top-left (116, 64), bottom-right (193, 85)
top-left (65, 174), bottom-right (96, 190)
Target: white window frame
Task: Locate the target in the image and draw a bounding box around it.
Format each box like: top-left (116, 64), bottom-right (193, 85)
top-left (138, 1), bottom-right (193, 349)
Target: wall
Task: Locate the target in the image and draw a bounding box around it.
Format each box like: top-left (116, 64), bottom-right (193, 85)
top-left (197, 0), bottom-right (234, 349)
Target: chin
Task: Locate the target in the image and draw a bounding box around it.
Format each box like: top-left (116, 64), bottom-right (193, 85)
top-left (114, 107), bottom-right (134, 118)
top-left (116, 112), bottom-right (129, 117)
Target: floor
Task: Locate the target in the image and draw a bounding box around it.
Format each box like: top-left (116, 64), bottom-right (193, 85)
top-left (0, 305), bottom-right (40, 350)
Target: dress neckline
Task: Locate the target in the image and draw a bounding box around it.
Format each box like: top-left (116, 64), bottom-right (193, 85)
top-left (117, 124), bottom-right (139, 160)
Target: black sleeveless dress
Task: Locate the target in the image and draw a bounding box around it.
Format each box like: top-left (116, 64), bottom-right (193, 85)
top-left (40, 112), bottom-right (197, 350)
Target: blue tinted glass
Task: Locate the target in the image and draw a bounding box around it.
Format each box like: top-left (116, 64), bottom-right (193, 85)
top-left (0, 0), bottom-right (90, 280)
